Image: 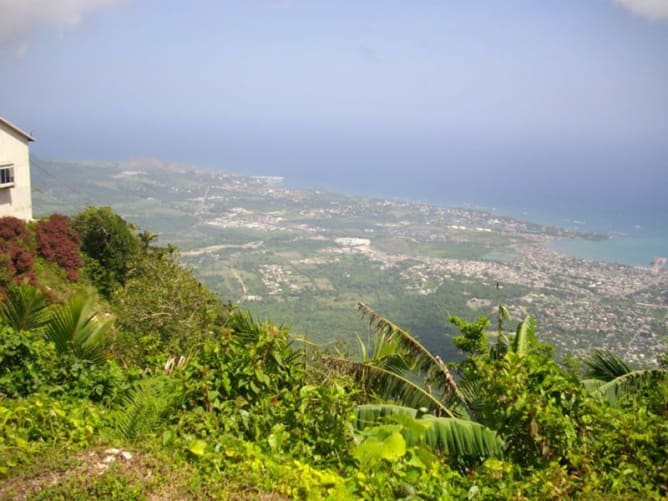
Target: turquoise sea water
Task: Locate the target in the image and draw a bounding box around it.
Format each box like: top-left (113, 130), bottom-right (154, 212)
top-left (381, 199), bottom-right (667, 267)
top-left (337, 193), bottom-right (668, 268)
top-left (476, 205), bottom-right (668, 267)
top-left (548, 235), bottom-right (668, 267)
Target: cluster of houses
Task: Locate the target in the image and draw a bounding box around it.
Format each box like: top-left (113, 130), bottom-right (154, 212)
top-left (0, 116), bottom-right (34, 221)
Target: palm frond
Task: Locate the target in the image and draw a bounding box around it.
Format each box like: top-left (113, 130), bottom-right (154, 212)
top-left (44, 293), bottom-right (111, 363)
top-left (457, 376), bottom-right (484, 417)
top-left (591, 369), bottom-right (668, 406)
top-left (358, 302), bottom-right (432, 369)
top-left (325, 356), bottom-right (456, 417)
top-left (0, 283), bottom-right (49, 332)
top-left (358, 303), bottom-right (465, 404)
top-left (363, 329), bottom-right (411, 372)
top-left (226, 308), bottom-right (259, 342)
top-left (583, 350), bottom-right (630, 381)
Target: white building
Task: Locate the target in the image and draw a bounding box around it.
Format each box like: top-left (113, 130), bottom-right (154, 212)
top-left (0, 117), bottom-right (35, 221)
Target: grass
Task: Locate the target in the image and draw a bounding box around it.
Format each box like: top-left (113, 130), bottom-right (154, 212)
top-left (0, 445), bottom-right (288, 501)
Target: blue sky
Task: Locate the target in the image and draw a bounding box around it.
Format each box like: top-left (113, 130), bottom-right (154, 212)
top-left (1, 0), bottom-right (667, 217)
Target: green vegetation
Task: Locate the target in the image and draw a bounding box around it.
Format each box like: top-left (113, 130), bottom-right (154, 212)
top-left (1, 209), bottom-right (666, 499)
top-left (73, 207), bottom-right (140, 296)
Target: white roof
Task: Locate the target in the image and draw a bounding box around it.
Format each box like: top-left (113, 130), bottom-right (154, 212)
top-left (0, 116), bottom-right (35, 142)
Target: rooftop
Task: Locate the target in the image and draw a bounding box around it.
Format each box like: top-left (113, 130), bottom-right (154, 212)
top-left (0, 116), bottom-right (35, 142)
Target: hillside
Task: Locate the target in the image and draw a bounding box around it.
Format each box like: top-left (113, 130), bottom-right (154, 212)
top-left (0, 210), bottom-right (666, 499)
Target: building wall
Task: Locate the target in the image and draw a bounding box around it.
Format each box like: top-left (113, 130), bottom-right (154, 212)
top-left (0, 124), bottom-right (33, 221)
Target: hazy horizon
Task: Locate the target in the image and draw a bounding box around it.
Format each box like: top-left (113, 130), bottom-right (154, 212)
top-left (2, 1), bottom-right (667, 221)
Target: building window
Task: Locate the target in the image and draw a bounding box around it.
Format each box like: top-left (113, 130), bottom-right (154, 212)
top-left (0, 165), bottom-right (15, 187)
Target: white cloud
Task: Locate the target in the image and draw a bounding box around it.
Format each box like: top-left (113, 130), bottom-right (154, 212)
top-left (613, 0), bottom-right (668, 22)
top-left (0, 0), bottom-right (128, 51)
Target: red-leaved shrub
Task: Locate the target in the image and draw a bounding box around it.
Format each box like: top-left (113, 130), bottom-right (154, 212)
top-left (36, 214), bottom-right (83, 281)
top-left (0, 217), bottom-right (36, 289)
top-left (7, 245), bottom-right (36, 285)
top-left (0, 217), bottom-right (30, 251)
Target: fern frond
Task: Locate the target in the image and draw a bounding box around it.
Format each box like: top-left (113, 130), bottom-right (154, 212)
top-left (116, 376), bottom-right (178, 440)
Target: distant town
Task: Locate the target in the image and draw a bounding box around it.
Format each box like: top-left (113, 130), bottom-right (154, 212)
top-left (33, 157), bottom-right (668, 365)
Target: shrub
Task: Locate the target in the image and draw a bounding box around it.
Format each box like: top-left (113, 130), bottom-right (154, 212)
top-left (0, 326), bottom-right (56, 398)
top-left (0, 393), bottom-right (105, 476)
top-left (0, 217), bottom-right (30, 250)
top-left (8, 245), bottom-right (34, 275)
top-left (6, 246), bottom-right (35, 286)
top-left (36, 214), bottom-right (82, 281)
top-left (0, 218), bottom-right (35, 291)
top-left (111, 252), bottom-right (229, 364)
top-left (0, 323), bottom-right (130, 404)
top-left (73, 207), bottom-right (139, 296)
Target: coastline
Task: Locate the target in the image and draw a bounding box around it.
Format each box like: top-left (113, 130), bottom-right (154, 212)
top-left (276, 174), bottom-right (668, 268)
top-left (548, 235), bottom-right (668, 268)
